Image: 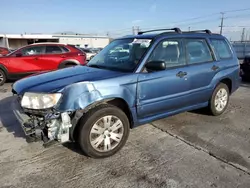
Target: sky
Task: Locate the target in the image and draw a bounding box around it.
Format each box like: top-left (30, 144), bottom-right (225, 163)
top-left (1, 0), bottom-right (250, 40)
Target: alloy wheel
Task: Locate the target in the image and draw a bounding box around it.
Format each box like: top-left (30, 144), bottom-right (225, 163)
top-left (89, 115), bottom-right (124, 152)
top-left (214, 88), bottom-right (228, 112)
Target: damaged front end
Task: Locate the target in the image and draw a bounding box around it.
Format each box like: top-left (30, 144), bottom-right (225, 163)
top-left (13, 96), bottom-right (73, 147)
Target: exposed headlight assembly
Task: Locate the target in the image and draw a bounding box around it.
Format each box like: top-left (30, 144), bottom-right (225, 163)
top-left (21, 92), bottom-right (62, 109)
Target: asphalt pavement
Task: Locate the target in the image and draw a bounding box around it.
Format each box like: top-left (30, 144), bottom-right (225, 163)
top-left (0, 82), bottom-right (250, 188)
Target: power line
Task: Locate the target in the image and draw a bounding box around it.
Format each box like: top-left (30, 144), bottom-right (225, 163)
top-left (108, 7), bottom-right (250, 36)
top-left (224, 7), bottom-right (250, 13)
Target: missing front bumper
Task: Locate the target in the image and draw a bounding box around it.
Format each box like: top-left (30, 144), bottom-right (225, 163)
top-left (13, 99), bottom-right (72, 146)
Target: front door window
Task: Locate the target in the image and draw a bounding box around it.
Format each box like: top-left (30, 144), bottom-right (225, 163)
top-left (147, 39), bottom-right (186, 69)
top-left (21, 46), bottom-right (44, 56)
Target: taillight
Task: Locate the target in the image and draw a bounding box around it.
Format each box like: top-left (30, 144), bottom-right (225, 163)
top-left (78, 52), bottom-right (85, 56)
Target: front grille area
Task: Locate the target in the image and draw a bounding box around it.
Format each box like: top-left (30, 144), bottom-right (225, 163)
top-left (23, 108), bottom-right (54, 116)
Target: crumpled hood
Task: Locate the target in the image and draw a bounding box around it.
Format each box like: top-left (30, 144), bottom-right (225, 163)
top-left (12, 66), bottom-right (127, 95)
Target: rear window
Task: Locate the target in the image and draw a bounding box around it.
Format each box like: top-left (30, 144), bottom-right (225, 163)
top-left (211, 39), bottom-right (232, 59)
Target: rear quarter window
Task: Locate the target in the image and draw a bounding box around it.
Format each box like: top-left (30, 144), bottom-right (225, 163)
top-left (61, 46), bottom-right (70, 52)
top-left (210, 39), bottom-right (232, 59)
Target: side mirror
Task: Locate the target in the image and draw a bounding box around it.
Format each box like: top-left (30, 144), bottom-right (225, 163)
top-left (16, 53), bottom-right (22, 57)
top-left (145, 60), bottom-right (166, 71)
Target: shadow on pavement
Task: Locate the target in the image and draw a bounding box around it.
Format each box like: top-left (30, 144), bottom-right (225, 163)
top-left (0, 96), bottom-right (26, 138)
top-left (62, 142), bottom-right (88, 157)
top-left (241, 81), bottom-right (250, 88)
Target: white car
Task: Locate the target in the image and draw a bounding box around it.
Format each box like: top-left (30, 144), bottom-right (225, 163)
top-left (80, 48), bottom-right (97, 60)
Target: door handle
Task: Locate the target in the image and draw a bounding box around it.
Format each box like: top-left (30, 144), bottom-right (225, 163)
top-left (34, 57), bottom-right (39, 60)
top-left (176, 71), bottom-right (187, 78)
top-left (211, 65), bottom-right (219, 71)
top-left (61, 55), bottom-right (66, 58)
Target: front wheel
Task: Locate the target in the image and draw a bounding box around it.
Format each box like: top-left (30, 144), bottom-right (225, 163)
top-left (78, 104), bottom-right (130, 158)
top-left (209, 83), bottom-right (229, 116)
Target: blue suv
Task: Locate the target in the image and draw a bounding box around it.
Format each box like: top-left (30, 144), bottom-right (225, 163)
top-left (12, 28), bottom-right (240, 158)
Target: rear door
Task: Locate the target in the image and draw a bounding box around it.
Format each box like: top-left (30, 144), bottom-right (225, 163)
top-left (8, 45), bottom-right (45, 73)
top-left (183, 38), bottom-right (218, 105)
top-left (40, 45), bottom-right (67, 70)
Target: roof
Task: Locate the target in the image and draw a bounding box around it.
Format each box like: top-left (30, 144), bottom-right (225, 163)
top-left (116, 31), bottom-right (223, 40)
top-left (28, 42), bottom-right (67, 46)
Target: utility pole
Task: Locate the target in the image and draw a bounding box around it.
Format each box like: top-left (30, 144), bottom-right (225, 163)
top-left (241, 28), bottom-right (246, 42)
top-left (132, 26), bottom-right (140, 35)
top-left (136, 26), bottom-right (140, 35)
top-left (219, 12), bottom-right (224, 35)
top-left (245, 32), bottom-right (248, 42)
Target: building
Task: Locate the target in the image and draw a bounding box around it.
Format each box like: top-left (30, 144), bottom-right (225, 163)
top-left (0, 33), bottom-right (110, 49)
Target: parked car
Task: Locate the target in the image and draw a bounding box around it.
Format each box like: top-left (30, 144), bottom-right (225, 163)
top-left (12, 28), bottom-right (240, 158)
top-left (0, 43), bottom-right (86, 85)
top-left (240, 55), bottom-right (250, 81)
top-left (89, 48), bottom-right (102, 54)
top-left (80, 48), bottom-right (97, 60)
top-left (0, 47), bottom-right (11, 56)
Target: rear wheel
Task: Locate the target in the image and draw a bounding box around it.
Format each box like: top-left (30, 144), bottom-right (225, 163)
top-left (0, 69), bottom-right (6, 86)
top-left (209, 83), bottom-right (229, 116)
top-left (77, 104), bottom-right (130, 158)
top-left (64, 63), bottom-right (77, 68)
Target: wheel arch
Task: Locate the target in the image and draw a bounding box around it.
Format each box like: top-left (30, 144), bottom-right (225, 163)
top-left (219, 78), bottom-right (232, 94)
top-left (70, 97), bottom-right (134, 142)
top-left (0, 64), bottom-right (8, 74)
top-left (58, 59), bottom-right (80, 69)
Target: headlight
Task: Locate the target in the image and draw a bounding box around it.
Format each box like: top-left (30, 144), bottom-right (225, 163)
top-left (21, 92), bottom-right (62, 109)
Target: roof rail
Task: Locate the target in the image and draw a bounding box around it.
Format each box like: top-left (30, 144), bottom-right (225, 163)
top-left (186, 29), bottom-right (212, 34)
top-left (138, 27), bottom-right (182, 35)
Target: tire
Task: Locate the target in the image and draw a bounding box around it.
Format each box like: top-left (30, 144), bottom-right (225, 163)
top-left (89, 56), bottom-right (94, 60)
top-left (64, 63), bottom-right (76, 68)
top-left (209, 83), bottom-right (229, 116)
top-left (77, 104), bottom-right (130, 158)
top-left (0, 69), bottom-right (6, 86)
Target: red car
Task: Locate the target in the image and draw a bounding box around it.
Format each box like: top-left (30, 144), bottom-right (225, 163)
top-left (0, 43), bottom-right (86, 85)
top-left (0, 47), bottom-right (10, 56)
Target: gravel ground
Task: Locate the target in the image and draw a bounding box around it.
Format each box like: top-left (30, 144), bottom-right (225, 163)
top-left (0, 82), bottom-right (250, 188)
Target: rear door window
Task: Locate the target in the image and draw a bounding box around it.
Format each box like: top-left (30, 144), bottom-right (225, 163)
top-left (45, 45), bottom-right (63, 54)
top-left (185, 39), bottom-right (213, 64)
top-left (210, 39), bottom-right (232, 59)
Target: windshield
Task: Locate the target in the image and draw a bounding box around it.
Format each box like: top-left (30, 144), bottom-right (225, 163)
top-left (6, 48), bottom-right (19, 56)
top-left (87, 38), bottom-right (152, 72)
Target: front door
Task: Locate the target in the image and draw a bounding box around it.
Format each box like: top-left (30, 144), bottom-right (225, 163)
top-left (8, 45), bottom-right (45, 73)
top-left (137, 38), bottom-right (191, 119)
